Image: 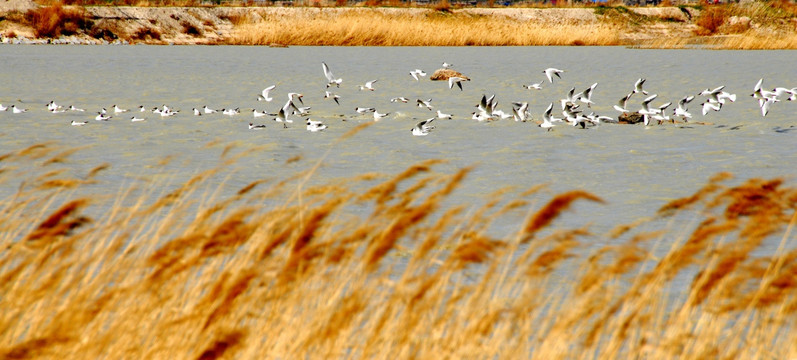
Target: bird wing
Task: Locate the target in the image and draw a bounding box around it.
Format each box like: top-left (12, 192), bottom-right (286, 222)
top-left (262, 85), bottom-right (276, 98)
top-left (322, 62), bottom-right (335, 82)
top-left (753, 78), bottom-right (763, 92)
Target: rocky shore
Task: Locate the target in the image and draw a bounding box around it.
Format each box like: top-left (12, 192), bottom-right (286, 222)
top-left (1, 0), bottom-right (796, 47)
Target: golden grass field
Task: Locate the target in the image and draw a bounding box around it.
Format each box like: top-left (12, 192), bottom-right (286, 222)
top-left (227, 9), bottom-right (623, 46)
top-left (4, 1), bottom-right (797, 48)
top-left (2, 137), bottom-right (797, 359)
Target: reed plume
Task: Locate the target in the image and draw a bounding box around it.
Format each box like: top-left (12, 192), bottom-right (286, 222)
top-left (1, 144), bottom-right (797, 359)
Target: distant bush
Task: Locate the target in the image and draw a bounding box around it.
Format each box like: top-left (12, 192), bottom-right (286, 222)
top-left (26, 3), bottom-right (93, 38)
top-left (182, 21), bottom-right (202, 36)
top-left (695, 6), bottom-right (728, 35)
top-left (132, 26), bottom-right (162, 41)
top-left (433, 0), bottom-right (452, 13)
top-left (89, 21), bottom-right (125, 40)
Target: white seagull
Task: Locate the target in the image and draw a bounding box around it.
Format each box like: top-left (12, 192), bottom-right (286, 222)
top-left (193, 108), bottom-right (202, 116)
top-left (306, 119), bottom-right (327, 132)
top-left (638, 94), bottom-right (659, 126)
top-left (131, 116), bottom-right (146, 122)
top-left (71, 120), bottom-right (88, 126)
top-left (638, 94), bottom-right (659, 116)
top-left (203, 105), bottom-right (218, 114)
top-left (359, 80), bottom-right (378, 91)
top-left (448, 76), bottom-right (469, 91)
top-left (373, 110), bottom-right (390, 121)
top-left (0, 104), bottom-right (8, 111)
top-left (11, 105), bottom-right (27, 113)
top-left (252, 109), bottom-right (268, 118)
top-left (222, 108), bottom-right (240, 116)
top-left (273, 108), bottom-right (292, 127)
top-left (512, 102), bottom-right (529, 122)
top-left (47, 101), bottom-right (62, 111)
top-left (760, 97), bottom-right (779, 117)
top-left (543, 68), bottom-right (564, 83)
top-left (355, 107), bottom-right (375, 115)
top-left (540, 103), bottom-right (556, 131)
top-left (700, 101), bottom-right (722, 116)
top-left (248, 122), bottom-right (267, 130)
top-left (322, 62), bottom-right (343, 88)
top-left (68, 105), bottom-right (85, 112)
top-left (409, 69), bottom-right (427, 81)
top-left (674, 95), bottom-right (695, 121)
top-left (411, 118), bottom-right (435, 136)
top-left (523, 82), bottom-right (543, 90)
top-left (578, 82), bottom-right (598, 108)
top-left (258, 85), bottom-right (276, 102)
top-left (417, 98), bottom-right (433, 111)
top-left (113, 105), bottom-right (128, 113)
top-left (698, 85), bottom-right (726, 103)
top-left (287, 92), bottom-right (304, 105)
top-left (95, 112), bottom-right (111, 121)
top-left (613, 92), bottom-right (633, 113)
top-left (324, 91), bottom-right (341, 105)
top-left (633, 78), bottom-right (649, 95)
top-left (436, 110), bottom-right (453, 120)
top-left (390, 97), bottom-right (409, 103)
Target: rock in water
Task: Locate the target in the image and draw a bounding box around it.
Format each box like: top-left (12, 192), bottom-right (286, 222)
top-left (429, 69), bottom-right (470, 81)
top-left (618, 112), bottom-right (644, 124)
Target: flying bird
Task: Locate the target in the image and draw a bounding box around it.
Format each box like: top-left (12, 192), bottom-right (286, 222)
top-left (257, 85), bottom-right (276, 102)
top-left (359, 80), bottom-right (378, 91)
top-left (324, 91), bottom-right (341, 105)
top-left (448, 76), bottom-right (469, 91)
top-left (322, 62), bottom-right (342, 88)
top-left (613, 92), bottom-right (633, 113)
top-left (409, 69), bottom-right (427, 81)
top-left (543, 68), bottom-right (564, 83)
top-left (633, 78), bottom-right (649, 95)
top-left (417, 98), bottom-right (433, 111)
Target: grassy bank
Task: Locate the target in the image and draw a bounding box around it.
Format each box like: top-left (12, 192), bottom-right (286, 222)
top-left (1, 142), bottom-right (797, 358)
top-left (228, 9), bottom-right (622, 46)
top-left (2, 1), bottom-right (796, 48)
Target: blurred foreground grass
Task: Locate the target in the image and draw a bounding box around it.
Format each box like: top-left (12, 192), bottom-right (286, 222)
top-left (1, 141), bottom-right (796, 359)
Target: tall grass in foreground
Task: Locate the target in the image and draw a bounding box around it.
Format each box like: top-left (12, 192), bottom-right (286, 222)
top-left (227, 9), bottom-right (621, 46)
top-left (2, 142), bottom-right (797, 358)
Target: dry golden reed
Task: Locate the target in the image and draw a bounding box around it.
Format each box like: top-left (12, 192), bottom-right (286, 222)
top-left (2, 143), bottom-right (797, 359)
top-left (228, 9), bottom-right (622, 46)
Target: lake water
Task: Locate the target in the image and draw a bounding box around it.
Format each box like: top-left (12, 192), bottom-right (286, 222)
top-left (1, 45), bottom-right (795, 250)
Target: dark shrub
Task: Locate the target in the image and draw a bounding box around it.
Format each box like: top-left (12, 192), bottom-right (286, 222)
top-left (26, 3), bottom-right (93, 38)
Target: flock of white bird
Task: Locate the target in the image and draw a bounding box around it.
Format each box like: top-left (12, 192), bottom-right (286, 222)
top-left (1, 61), bottom-right (794, 136)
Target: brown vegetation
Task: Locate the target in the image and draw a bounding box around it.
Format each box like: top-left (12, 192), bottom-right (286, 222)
top-left (695, 5), bottom-right (728, 35)
top-left (2, 2), bottom-right (797, 48)
top-left (228, 9), bottom-right (622, 46)
top-left (24, 2), bottom-right (92, 38)
top-left (131, 25), bottom-right (162, 40)
top-left (1, 142), bottom-right (797, 358)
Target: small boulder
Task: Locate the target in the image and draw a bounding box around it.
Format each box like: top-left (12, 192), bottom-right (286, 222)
top-left (618, 112), bottom-right (644, 124)
top-left (429, 69), bottom-right (470, 81)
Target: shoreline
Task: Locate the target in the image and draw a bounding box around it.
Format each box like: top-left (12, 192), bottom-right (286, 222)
top-left (1, 1), bottom-right (796, 48)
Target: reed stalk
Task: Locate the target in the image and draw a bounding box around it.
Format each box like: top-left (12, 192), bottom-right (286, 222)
top-left (1, 143), bottom-right (796, 358)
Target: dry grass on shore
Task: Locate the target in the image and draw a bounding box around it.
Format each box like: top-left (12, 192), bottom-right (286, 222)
top-left (2, 142), bottom-right (797, 359)
top-left (642, 31), bottom-right (797, 50)
top-left (227, 9), bottom-right (622, 46)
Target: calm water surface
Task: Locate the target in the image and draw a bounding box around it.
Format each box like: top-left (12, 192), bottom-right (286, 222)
top-left (1, 45), bottom-right (795, 250)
